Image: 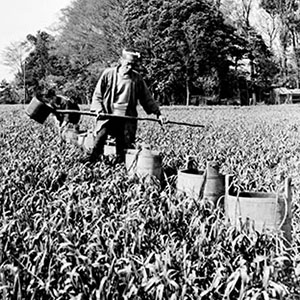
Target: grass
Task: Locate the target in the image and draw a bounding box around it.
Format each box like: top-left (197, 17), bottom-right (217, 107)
top-left (1, 103), bottom-right (300, 299)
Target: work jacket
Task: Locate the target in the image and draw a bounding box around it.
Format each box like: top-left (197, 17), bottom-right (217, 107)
top-left (90, 66), bottom-right (161, 117)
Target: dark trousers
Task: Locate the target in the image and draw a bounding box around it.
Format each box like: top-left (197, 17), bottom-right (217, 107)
top-left (90, 119), bottom-right (137, 162)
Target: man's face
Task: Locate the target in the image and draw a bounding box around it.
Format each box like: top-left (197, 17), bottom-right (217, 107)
top-left (120, 55), bottom-right (138, 75)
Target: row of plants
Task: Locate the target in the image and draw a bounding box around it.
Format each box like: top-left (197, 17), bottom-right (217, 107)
top-left (1, 104), bottom-right (300, 299)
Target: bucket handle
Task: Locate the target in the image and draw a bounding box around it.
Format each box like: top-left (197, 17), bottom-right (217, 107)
top-left (216, 194), bottom-right (225, 207)
top-left (127, 148), bottom-right (142, 172)
top-left (215, 194), bottom-right (225, 219)
top-left (232, 185), bottom-right (242, 227)
top-left (276, 177), bottom-right (291, 230)
top-left (277, 194), bottom-right (288, 230)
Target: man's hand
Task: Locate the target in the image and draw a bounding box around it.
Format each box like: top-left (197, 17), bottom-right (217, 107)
top-left (158, 114), bottom-right (168, 125)
top-left (96, 109), bottom-right (106, 120)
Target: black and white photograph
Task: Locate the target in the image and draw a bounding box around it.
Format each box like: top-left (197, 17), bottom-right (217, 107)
top-left (1, 0), bottom-right (300, 299)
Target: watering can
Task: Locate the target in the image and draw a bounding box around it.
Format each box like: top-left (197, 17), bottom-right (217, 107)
top-left (26, 97), bottom-right (55, 124)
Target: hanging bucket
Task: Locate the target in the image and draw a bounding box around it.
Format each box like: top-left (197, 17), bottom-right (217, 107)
top-left (203, 161), bottom-right (225, 205)
top-left (177, 168), bottom-right (205, 198)
top-left (26, 97), bottom-right (54, 124)
top-left (224, 175), bottom-right (292, 241)
top-left (125, 147), bottom-right (162, 180)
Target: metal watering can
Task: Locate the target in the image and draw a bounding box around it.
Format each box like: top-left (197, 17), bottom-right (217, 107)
top-left (26, 97), bottom-right (55, 124)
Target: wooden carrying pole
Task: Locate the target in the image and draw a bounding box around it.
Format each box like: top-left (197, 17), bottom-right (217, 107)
top-left (55, 109), bottom-right (205, 128)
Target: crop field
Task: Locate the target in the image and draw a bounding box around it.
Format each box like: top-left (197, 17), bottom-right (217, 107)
top-left (2, 103), bottom-right (300, 299)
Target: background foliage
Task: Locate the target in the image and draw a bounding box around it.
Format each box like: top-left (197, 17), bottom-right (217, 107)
top-left (1, 104), bottom-right (300, 298)
top-left (1, 0), bottom-right (293, 105)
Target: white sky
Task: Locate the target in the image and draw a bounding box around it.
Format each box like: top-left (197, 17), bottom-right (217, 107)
top-left (0, 0), bottom-right (73, 82)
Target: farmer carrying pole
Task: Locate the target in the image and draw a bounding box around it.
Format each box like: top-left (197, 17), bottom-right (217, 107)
top-left (80, 48), bottom-right (167, 164)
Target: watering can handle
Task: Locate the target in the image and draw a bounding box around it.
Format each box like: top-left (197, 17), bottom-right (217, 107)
top-left (278, 195), bottom-right (288, 230)
top-left (277, 177), bottom-right (291, 231)
top-left (55, 109), bottom-right (205, 128)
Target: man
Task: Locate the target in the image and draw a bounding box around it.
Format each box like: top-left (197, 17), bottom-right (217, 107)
top-left (82, 48), bottom-right (166, 163)
top-left (45, 88), bottom-right (81, 133)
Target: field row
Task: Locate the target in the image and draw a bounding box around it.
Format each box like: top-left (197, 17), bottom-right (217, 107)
top-left (1, 104), bottom-right (300, 299)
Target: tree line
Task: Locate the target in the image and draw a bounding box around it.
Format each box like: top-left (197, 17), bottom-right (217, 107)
top-left (1, 0), bottom-right (300, 105)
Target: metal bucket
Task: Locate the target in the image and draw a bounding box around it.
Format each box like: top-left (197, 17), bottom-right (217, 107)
top-left (126, 147), bottom-right (162, 180)
top-left (26, 97), bottom-right (54, 124)
top-left (225, 175), bottom-right (292, 241)
top-left (177, 169), bottom-right (205, 198)
top-left (203, 162), bottom-right (225, 205)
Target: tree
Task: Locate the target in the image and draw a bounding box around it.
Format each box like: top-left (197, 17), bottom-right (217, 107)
top-left (1, 40), bottom-right (32, 75)
top-left (0, 80), bottom-right (19, 104)
top-left (255, 5), bottom-right (280, 51)
top-left (57, 0), bottom-right (127, 67)
top-left (14, 31), bottom-right (56, 101)
top-left (1, 40), bottom-right (33, 103)
top-left (125, 0), bottom-right (246, 104)
top-left (260, 0), bottom-right (300, 87)
top-left (220, 0), bottom-right (280, 104)
top-left (50, 0), bottom-right (129, 103)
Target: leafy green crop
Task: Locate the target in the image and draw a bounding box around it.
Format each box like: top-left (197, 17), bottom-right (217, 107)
top-left (1, 104), bottom-right (300, 299)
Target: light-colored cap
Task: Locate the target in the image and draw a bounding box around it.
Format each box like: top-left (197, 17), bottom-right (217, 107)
top-left (122, 49), bottom-right (141, 59)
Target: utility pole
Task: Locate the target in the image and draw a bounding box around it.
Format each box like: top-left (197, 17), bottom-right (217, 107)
top-left (23, 60), bottom-right (26, 106)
